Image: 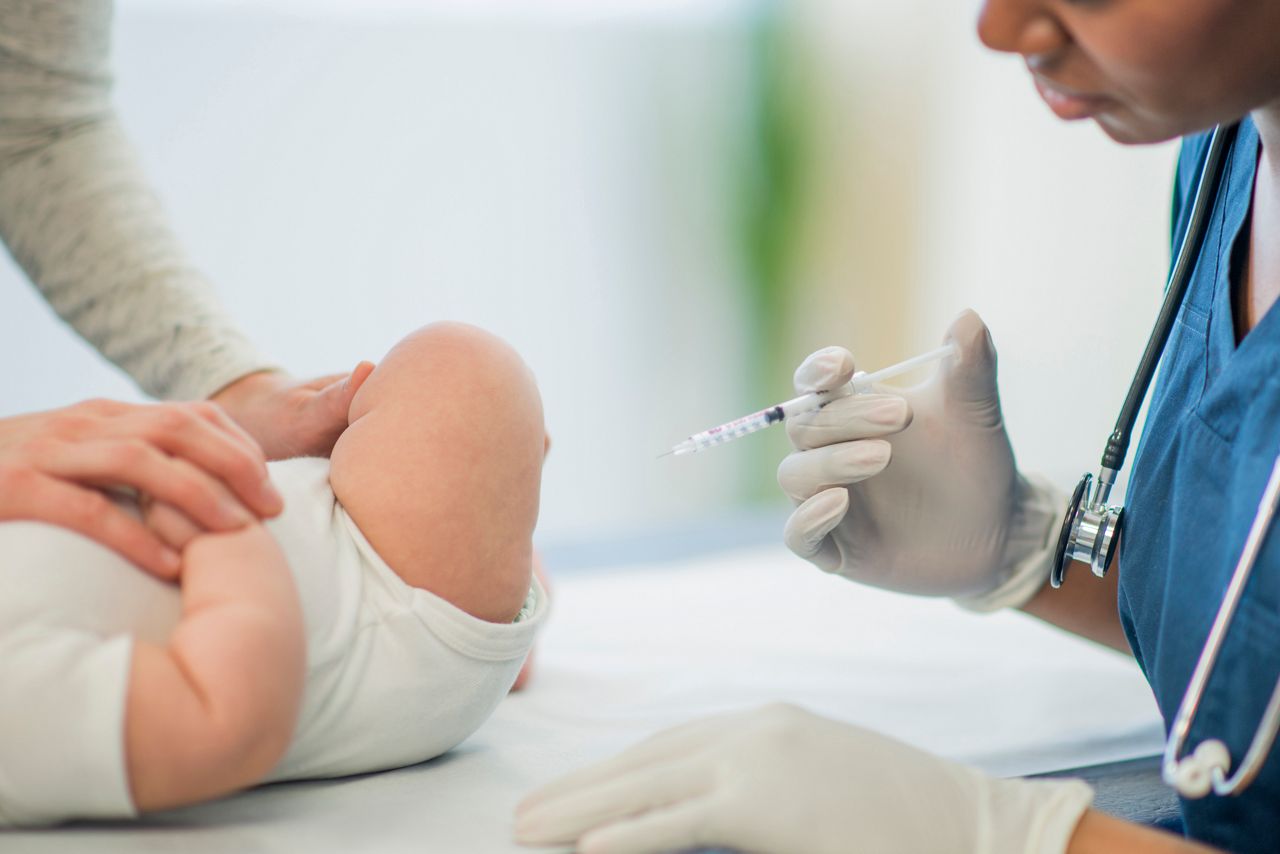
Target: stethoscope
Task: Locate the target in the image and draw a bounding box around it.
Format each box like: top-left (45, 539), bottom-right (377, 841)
top-left (1053, 123), bottom-right (1280, 799)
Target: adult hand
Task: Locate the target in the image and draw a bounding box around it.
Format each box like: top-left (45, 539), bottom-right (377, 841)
top-left (211, 362), bottom-right (376, 460)
top-left (0, 399), bottom-right (283, 579)
top-left (515, 704), bottom-right (1093, 854)
top-left (776, 310), bottom-right (1062, 606)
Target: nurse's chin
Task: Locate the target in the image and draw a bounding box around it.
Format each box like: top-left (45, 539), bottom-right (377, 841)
top-left (1091, 111), bottom-right (1212, 147)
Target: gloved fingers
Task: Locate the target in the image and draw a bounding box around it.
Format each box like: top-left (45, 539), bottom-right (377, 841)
top-left (793, 346), bottom-right (857, 394)
top-left (777, 441), bottom-right (891, 502)
top-left (576, 797), bottom-right (719, 854)
top-left (518, 725), bottom-right (713, 816)
top-left (783, 488), bottom-right (848, 573)
top-left (785, 394), bottom-right (911, 451)
top-left (515, 759), bottom-right (708, 847)
top-left (942, 310), bottom-right (1002, 424)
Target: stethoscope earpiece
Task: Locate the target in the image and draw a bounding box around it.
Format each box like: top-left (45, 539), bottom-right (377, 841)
top-left (1171, 739), bottom-right (1231, 799)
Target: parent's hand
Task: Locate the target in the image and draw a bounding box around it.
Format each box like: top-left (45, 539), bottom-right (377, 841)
top-left (211, 363), bottom-right (375, 460)
top-left (0, 399), bottom-right (282, 579)
top-left (515, 704), bottom-right (1093, 854)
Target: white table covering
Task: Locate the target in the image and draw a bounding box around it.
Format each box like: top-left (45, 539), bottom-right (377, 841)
top-left (6, 545), bottom-right (1164, 853)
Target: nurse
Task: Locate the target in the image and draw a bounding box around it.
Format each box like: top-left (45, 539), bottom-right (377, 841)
top-left (515, 1), bottom-right (1280, 852)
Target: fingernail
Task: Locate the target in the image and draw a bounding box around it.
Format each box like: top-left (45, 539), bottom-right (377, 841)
top-left (261, 479), bottom-right (284, 511)
top-left (796, 347), bottom-right (851, 391)
top-left (867, 398), bottom-right (908, 426)
top-left (224, 501), bottom-right (255, 526)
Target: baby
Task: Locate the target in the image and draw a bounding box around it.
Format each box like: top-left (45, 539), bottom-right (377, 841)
top-left (0, 322), bottom-right (549, 826)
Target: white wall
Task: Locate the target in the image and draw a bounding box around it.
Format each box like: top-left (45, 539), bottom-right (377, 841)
top-left (0, 0), bottom-right (765, 544)
top-left (0, 0), bottom-right (1183, 547)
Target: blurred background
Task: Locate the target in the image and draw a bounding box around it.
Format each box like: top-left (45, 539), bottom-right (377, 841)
top-left (0, 0), bottom-right (1178, 553)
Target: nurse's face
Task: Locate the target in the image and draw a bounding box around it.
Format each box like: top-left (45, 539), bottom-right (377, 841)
top-left (977, 0), bottom-right (1280, 144)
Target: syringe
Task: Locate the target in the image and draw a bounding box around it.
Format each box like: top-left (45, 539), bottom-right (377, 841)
top-left (664, 342), bottom-right (957, 457)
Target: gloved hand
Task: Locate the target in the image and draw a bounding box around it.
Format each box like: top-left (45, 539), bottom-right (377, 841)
top-left (515, 704), bottom-right (1094, 854)
top-left (776, 310), bottom-right (1062, 607)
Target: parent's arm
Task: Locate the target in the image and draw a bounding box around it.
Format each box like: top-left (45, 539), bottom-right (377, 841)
top-left (0, 1), bottom-right (368, 457)
top-left (0, 0), bottom-right (274, 402)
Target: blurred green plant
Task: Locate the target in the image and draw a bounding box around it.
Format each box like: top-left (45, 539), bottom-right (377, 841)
top-left (734, 1), bottom-right (811, 502)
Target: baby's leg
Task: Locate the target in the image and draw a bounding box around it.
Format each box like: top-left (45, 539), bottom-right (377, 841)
top-left (330, 322), bottom-right (545, 624)
top-left (125, 525), bottom-right (305, 811)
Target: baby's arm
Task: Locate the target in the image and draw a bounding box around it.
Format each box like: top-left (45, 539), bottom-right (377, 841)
top-left (124, 525), bottom-right (304, 812)
top-left (330, 322), bottom-right (545, 623)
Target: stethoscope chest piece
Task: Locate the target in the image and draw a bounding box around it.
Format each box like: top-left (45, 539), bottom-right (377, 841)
top-left (1051, 123), bottom-right (1280, 801)
top-left (1052, 471), bottom-right (1123, 587)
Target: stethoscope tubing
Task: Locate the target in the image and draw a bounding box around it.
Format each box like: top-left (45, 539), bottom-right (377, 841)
top-left (1163, 452), bottom-right (1280, 797)
top-left (1063, 122), bottom-right (1280, 798)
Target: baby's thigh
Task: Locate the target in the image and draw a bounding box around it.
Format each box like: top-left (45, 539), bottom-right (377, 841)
top-left (331, 322), bottom-right (545, 623)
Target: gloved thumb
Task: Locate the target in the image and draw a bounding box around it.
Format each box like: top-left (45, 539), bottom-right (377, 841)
top-left (941, 310), bottom-right (1002, 425)
top-left (794, 346), bottom-right (857, 394)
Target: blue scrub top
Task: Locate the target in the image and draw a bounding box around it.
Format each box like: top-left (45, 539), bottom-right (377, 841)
top-left (1120, 117), bottom-right (1280, 852)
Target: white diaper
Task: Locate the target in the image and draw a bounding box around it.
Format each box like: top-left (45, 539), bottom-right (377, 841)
top-left (0, 457), bottom-right (546, 827)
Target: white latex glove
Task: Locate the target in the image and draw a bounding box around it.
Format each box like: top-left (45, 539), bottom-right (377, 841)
top-left (776, 310), bottom-right (1062, 608)
top-left (515, 704), bottom-right (1093, 854)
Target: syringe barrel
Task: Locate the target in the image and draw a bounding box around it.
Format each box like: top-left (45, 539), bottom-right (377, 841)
top-left (690, 406), bottom-right (782, 448)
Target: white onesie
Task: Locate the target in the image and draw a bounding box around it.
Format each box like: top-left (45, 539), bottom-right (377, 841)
top-left (0, 457), bottom-right (546, 827)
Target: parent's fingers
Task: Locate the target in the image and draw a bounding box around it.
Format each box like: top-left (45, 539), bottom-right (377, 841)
top-left (785, 394), bottom-right (911, 451)
top-left (110, 403), bottom-right (281, 517)
top-left (141, 500), bottom-right (203, 552)
top-left (0, 469), bottom-right (180, 580)
top-left (34, 438), bottom-right (254, 533)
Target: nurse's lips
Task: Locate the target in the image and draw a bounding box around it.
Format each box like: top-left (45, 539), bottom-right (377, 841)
top-left (1032, 75), bottom-right (1108, 121)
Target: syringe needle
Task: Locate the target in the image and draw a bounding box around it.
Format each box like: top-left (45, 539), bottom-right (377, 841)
top-left (664, 341), bottom-right (956, 457)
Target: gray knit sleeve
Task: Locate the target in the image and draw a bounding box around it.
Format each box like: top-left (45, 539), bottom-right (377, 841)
top-left (0, 0), bottom-right (276, 401)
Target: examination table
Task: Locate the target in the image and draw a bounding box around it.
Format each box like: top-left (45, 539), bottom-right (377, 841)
top-left (3, 516), bottom-right (1175, 852)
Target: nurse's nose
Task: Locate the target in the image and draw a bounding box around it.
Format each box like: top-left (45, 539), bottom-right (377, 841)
top-left (976, 0), bottom-right (1070, 59)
